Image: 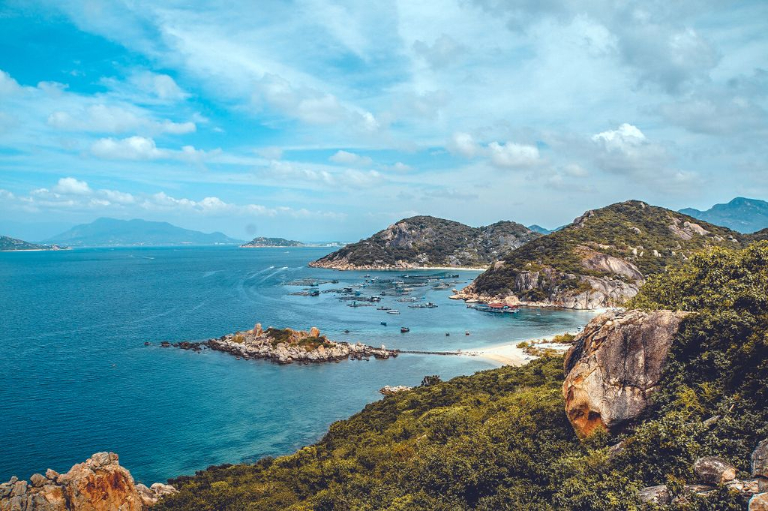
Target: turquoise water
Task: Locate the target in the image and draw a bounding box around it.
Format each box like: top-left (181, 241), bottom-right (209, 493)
top-left (0, 246), bottom-right (594, 484)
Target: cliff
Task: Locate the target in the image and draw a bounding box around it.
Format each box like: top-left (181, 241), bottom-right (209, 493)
top-left (0, 452), bottom-right (175, 510)
top-left (309, 215), bottom-right (540, 270)
top-left (460, 200), bottom-right (743, 309)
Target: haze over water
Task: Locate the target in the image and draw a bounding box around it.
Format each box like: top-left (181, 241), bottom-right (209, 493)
top-left (0, 246), bottom-right (594, 483)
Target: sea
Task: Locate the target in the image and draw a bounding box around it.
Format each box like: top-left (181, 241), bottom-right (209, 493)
top-left (0, 246), bottom-right (595, 484)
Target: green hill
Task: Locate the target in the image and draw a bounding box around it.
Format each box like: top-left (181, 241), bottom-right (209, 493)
top-left (465, 201), bottom-right (743, 308)
top-left (0, 235), bottom-right (66, 251)
top-left (310, 215), bottom-right (540, 270)
top-left (157, 243), bottom-right (768, 510)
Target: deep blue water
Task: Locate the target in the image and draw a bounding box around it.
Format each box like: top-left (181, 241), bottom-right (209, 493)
top-left (0, 246), bottom-right (594, 484)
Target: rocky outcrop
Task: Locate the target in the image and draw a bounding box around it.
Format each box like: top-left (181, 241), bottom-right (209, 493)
top-left (0, 452), bottom-right (175, 510)
top-left (753, 438), bottom-right (768, 491)
top-left (452, 272), bottom-right (640, 310)
top-left (562, 310), bottom-right (688, 436)
top-left (164, 323), bottom-right (397, 365)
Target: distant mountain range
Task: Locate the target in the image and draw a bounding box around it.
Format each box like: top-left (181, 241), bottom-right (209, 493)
top-left (527, 224), bottom-right (552, 235)
top-left (680, 197), bottom-right (768, 233)
top-left (0, 236), bottom-right (69, 251)
top-left (46, 218), bottom-right (243, 247)
top-left (310, 216), bottom-right (541, 270)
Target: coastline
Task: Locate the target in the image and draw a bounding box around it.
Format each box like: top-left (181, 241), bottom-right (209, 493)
top-left (311, 264), bottom-right (488, 272)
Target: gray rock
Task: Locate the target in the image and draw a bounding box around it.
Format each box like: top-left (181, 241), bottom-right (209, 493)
top-left (754, 439), bottom-right (768, 478)
top-left (694, 456), bottom-right (737, 485)
top-left (638, 485), bottom-right (670, 505)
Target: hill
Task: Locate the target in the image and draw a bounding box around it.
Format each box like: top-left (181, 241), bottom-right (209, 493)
top-left (0, 235), bottom-right (67, 251)
top-left (46, 218), bottom-right (243, 247)
top-left (527, 224), bottom-right (552, 234)
top-left (241, 237), bottom-right (304, 248)
top-left (156, 243), bottom-right (768, 510)
top-left (309, 215), bottom-right (541, 270)
top-left (749, 228), bottom-right (768, 242)
top-left (680, 197), bottom-right (768, 233)
top-left (461, 201), bottom-right (743, 309)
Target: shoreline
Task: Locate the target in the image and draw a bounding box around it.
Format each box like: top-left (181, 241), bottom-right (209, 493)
top-left (311, 264), bottom-right (488, 272)
top-left (460, 330), bottom-right (585, 366)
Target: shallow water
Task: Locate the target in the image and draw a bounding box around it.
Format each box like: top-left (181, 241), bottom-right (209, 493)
top-left (0, 246), bottom-right (594, 483)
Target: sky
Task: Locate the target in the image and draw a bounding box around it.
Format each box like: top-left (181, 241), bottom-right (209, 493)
top-left (0, 1), bottom-right (767, 241)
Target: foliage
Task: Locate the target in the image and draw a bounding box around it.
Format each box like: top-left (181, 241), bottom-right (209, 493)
top-left (158, 243), bottom-right (768, 510)
top-left (473, 201), bottom-right (743, 297)
top-left (313, 216), bottom-right (540, 268)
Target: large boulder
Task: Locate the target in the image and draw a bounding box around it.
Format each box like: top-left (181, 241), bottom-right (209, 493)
top-left (751, 493), bottom-right (768, 511)
top-left (754, 439), bottom-right (768, 491)
top-left (694, 456), bottom-right (737, 485)
top-left (563, 309), bottom-right (687, 436)
top-left (0, 452), bottom-right (175, 510)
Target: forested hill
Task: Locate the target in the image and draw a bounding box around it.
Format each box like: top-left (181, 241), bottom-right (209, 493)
top-left (464, 200), bottom-right (743, 309)
top-left (309, 215), bottom-right (540, 270)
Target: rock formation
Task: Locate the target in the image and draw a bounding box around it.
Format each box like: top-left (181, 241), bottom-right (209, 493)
top-left (562, 309), bottom-right (687, 436)
top-left (165, 324), bottom-right (396, 365)
top-left (693, 456), bottom-right (737, 485)
top-left (0, 452), bottom-right (175, 510)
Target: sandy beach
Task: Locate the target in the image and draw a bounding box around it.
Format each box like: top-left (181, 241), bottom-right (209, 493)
top-left (464, 331), bottom-right (580, 366)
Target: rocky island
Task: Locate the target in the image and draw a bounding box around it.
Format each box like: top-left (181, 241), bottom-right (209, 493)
top-left (240, 237), bottom-right (305, 248)
top-left (310, 215), bottom-right (540, 270)
top-left (162, 323), bottom-right (396, 364)
top-left (454, 201), bottom-right (743, 310)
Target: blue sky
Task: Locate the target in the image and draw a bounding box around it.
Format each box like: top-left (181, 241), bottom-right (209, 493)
top-left (1, 1), bottom-right (767, 241)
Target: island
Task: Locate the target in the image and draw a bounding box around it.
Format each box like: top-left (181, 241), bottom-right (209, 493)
top-left (160, 323), bottom-right (396, 364)
top-left (0, 235), bottom-right (69, 251)
top-left (310, 215), bottom-right (541, 270)
top-left (240, 237), bottom-right (305, 248)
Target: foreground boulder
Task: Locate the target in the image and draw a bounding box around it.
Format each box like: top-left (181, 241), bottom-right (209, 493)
top-left (0, 452), bottom-right (175, 510)
top-left (694, 456), bottom-right (737, 485)
top-left (754, 439), bottom-right (768, 491)
top-left (563, 309), bottom-right (687, 436)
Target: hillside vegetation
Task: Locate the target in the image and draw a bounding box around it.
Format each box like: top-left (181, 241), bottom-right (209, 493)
top-left (0, 235), bottom-right (63, 251)
top-left (310, 216), bottom-right (539, 270)
top-left (470, 201), bottom-right (743, 306)
top-left (241, 237), bottom-right (304, 248)
top-left (158, 243), bottom-right (768, 510)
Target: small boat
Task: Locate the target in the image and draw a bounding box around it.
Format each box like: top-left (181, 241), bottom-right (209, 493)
top-left (401, 327), bottom-right (410, 333)
top-left (445, 333), bottom-right (450, 336)
top-left (387, 310), bottom-right (400, 315)
top-left (377, 306), bottom-right (392, 311)
top-left (465, 331), bottom-right (470, 336)
top-left (381, 322), bottom-right (387, 326)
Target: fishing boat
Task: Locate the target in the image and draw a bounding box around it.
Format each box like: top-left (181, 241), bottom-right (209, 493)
top-left (387, 310), bottom-right (400, 315)
top-left (400, 327), bottom-right (410, 333)
top-left (377, 306), bottom-right (392, 311)
top-left (380, 321), bottom-right (387, 326)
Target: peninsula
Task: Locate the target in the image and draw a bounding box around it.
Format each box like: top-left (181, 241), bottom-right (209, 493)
top-left (0, 235), bottom-right (68, 252)
top-left (310, 215), bottom-right (540, 270)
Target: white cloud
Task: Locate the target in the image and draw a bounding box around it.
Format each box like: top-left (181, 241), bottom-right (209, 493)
top-left (53, 177), bottom-right (92, 195)
top-left (0, 70), bottom-right (21, 96)
top-left (448, 132), bottom-right (481, 158)
top-left (129, 71), bottom-right (189, 102)
top-left (487, 141), bottom-right (541, 169)
top-left (329, 150), bottom-right (373, 166)
top-left (257, 146), bottom-right (283, 160)
top-left (47, 104), bottom-right (195, 135)
top-left (590, 123), bottom-right (674, 178)
top-left (91, 136), bottom-right (166, 160)
top-left (268, 161), bottom-right (383, 189)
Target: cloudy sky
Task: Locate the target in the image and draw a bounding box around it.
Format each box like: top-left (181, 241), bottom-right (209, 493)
top-left (1, 1), bottom-right (766, 241)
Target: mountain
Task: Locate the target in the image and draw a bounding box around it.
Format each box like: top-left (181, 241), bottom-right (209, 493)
top-left (309, 215), bottom-right (541, 270)
top-left (241, 237), bottom-right (304, 248)
top-left (680, 197), bottom-right (768, 233)
top-left (157, 243), bottom-right (768, 510)
top-left (459, 200), bottom-right (743, 309)
top-left (0, 235), bottom-right (68, 251)
top-left (527, 224), bottom-right (552, 234)
top-left (46, 218), bottom-right (243, 247)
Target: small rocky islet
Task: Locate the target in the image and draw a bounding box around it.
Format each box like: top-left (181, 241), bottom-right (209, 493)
top-left (157, 323), bottom-right (397, 365)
